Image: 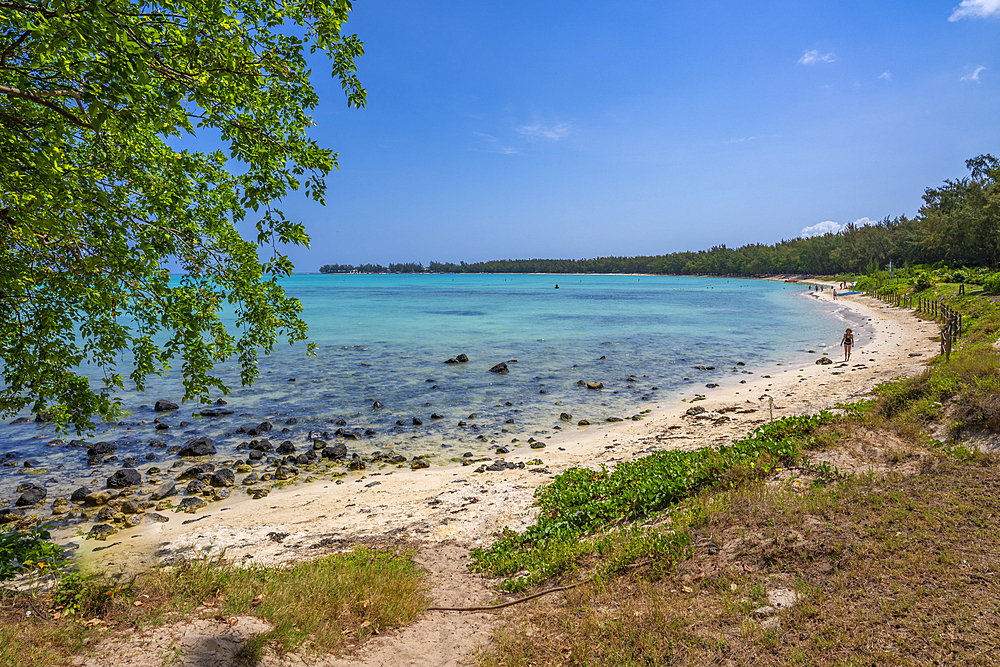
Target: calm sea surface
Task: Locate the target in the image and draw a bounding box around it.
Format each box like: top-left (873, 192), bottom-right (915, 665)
top-left (0, 275), bottom-right (866, 503)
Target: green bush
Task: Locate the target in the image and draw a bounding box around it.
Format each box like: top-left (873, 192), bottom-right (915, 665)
top-left (0, 523), bottom-right (66, 581)
top-left (983, 272), bottom-right (1000, 293)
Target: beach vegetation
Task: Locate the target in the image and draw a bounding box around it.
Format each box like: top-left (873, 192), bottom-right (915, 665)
top-left (0, 0), bottom-right (365, 433)
top-left (471, 413), bottom-right (835, 591)
top-left (0, 546), bottom-right (426, 666)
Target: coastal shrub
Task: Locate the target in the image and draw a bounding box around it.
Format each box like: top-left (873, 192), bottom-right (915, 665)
top-left (983, 272), bottom-right (1000, 293)
top-left (472, 413), bottom-right (835, 590)
top-left (0, 523), bottom-right (66, 582)
top-left (913, 270), bottom-right (935, 290)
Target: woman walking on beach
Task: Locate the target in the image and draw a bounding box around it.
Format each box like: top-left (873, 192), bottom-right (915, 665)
top-left (841, 328), bottom-right (854, 361)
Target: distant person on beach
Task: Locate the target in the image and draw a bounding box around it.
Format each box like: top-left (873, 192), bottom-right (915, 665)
top-left (832, 289), bottom-right (838, 300)
top-left (841, 328), bottom-right (854, 361)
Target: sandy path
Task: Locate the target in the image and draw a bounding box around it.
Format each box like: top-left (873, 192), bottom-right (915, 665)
top-left (70, 285), bottom-right (942, 666)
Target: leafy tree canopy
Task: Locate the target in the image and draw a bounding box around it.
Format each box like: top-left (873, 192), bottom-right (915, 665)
top-left (0, 0), bottom-right (365, 431)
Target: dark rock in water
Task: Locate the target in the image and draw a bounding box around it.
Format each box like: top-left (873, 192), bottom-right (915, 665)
top-left (34, 412), bottom-right (53, 423)
top-left (199, 408), bottom-right (235, 418)
top-left (149, 480), bottom-right (177, 501)
top-left (178, 437), bottom-right (215, 457)
top-left (285, 417), bottom-right (297, 425)
top-left (177, 464), bottom-right (214, 480)
top-left (685, 406), bottom-right (707, 416)
top-left (606, 417), bottom-right (624, 422)
top-left (705, 383), bottom-right (719, 389)
top-left (334, 418), bottom-right (347, 426)
top-left (410, 457), bottom-right (429, 470)
top-left (146, 453), bottom-right (157, 461)
top-left (693, 366), bottom-right (715, 371)
top-left (248, 449), bottom-right (264, 461)
top-left (210, 469), bottom-right (235, 487)
top-left (276, 441), bottom-right (296, 455)
top-left (445, 358), bottom-right (459, 364)
top-left (560, 412), bottom-right (573, 422)
top-left (88, 524), bottom-right (118, 540)
top-left (412, 417), bottom-right (423, 426)
top-left (586, 382), bottom-right (604, 390)
top-left (22, 459), bottom-right (41, 468)
top-left (88, 442), bottom-right (117, 456)
top-left (177, 497), bottom-right (207, 513)
top-left (389, 454), bottom-right (407, 464)
top-left (395, 420), bottom-right (406, 426)
top-left (576, 380), bottom-right (586, 387)
top-left (248, 421), bottom-right (273, 436)
top-left (348, 455), bottom-right (366, 471)
top-left (119, 499), bottom-right (142, 515)
top-left (216, 398), bottom-right (228, 405)
top-left (0, 508), bottom-right (26, 523)
top-left (122, 457), bottom-right (141, 467)
top-left (154, 400), bottom-right (179, 412)
top-left (294, 453), bottom-right (313, 466)
top-left (496, 446), bottom-right (510, 454)
top-left (737, 361), bottom-right (746, 366)
top-left (9, 417), bottom-right (31, 425)
top-left (15, 485), bottom-right (46, 506)
top-left (431, 413), bottom-right (443, 420)
top-left (489, 362), bottom-right (509, 374)
top-left (578, 419), bottom-right (590, 426)
top-left (242, 472), bottom-right (259, 486)
top-left (149, 440), bottom-right (167, 448)
top-left (186, 480), bottom-right (208, 494)
top-left (275, 465), bottom-right (299, 480)
top-left (70, 487), bottom-right (92, 503)
top-left (539, 389), bottom-right (547, 394)
top-left (373, 401), bottom-right (383, 409)
top-left (365, 429), bottom-right (376, 436)
top-left (107, 469), bottom-right (141, 489)
top-left (342, 432), bottom-right (358, 440)
top-left (816, 357), bottom-right (833, 365)
top-left (457, 421), bottom-right (467, 427)
top-left (456, 353), bottom-right (469, 363)
top-left (530, 442), bottom-right (546, 449)
top-left (249, 439), bottom-right (274, 452)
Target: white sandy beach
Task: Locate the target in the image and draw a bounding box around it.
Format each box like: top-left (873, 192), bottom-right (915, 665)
top-left (70, 284), bottom-right (941, 573)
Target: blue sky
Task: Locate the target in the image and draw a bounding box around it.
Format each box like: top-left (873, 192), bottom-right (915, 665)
top-left (275, 1), bottom-right (1000, 269)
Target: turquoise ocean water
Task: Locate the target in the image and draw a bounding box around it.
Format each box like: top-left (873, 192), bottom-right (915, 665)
top-left (0, 275), bottom-right (866, 502)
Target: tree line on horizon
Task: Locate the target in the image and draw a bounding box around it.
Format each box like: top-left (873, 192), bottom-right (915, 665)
top-left (321, 154), bottom-right (1000, 277)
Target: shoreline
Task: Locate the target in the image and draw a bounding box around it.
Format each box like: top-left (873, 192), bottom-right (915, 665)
top-left (68, 285), bottom-right (941, 573)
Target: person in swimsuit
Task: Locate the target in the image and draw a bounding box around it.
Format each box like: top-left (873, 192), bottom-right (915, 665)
top-left (841, 328), bottom-right (854, 361)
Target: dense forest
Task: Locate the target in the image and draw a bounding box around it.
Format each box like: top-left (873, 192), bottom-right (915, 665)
top-left (319, 155), bottom-right (1000, 276)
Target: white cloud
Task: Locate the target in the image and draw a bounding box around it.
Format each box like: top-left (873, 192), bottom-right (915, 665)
top-left (879, 71), bottom-right (892, 81)
top-left (800, 221), bottom-right (842, 237)
top-left (798, 49), bottom-right (837, 66)
top-left (961, 65), bottom-right (987, 82)
top-left (472, 131), bottom-right (519, 155)
top-left (949, 0), bottom-right (1000, 21)
top-left (515, 122), bottom-right (572, 141)
top-left (801, 217), bottom-right (874, 237)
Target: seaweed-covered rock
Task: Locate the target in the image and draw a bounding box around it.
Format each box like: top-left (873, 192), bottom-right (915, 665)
top-left (88, 524), bottom-right (118, 540)
top-left (176, 497), bottom-right (208, 513)
top-left (410, 457), bottom-right (430, 470)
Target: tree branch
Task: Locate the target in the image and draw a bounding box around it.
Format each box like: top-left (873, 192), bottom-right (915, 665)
top-left (0, 83), bottom-right (93, 129)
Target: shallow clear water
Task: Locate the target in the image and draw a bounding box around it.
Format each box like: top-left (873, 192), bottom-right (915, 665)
top-left (0, 275), bottom-right (864, 503)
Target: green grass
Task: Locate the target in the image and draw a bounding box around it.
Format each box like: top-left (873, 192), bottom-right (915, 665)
top-left (472, 413), bottom-right (836, 591)
top-left (0, 546), bottom-right (427, 666)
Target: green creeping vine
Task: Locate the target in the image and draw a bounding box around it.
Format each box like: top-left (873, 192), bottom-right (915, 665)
top-left (472, 412), bottom-right (834, 591)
